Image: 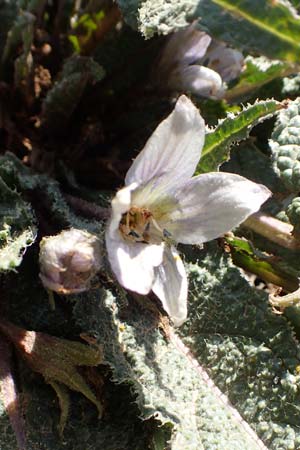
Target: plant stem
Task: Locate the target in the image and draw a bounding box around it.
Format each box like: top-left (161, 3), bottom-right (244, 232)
top-left (243, 212), bottom-right (300, 250)
top-left (270, 287), bottom-right (300, 309)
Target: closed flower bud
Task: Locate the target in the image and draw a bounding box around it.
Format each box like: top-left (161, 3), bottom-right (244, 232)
top-left (156, 23), bottom-right (244, 99)
top-left (39, 228), bottom-right (102, 294)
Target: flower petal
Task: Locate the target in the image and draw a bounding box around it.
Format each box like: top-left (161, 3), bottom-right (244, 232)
top-left (170, 65), bottom-right (224, 99)
top-left (160, 25), bottom-right (211, 68)
top-left (106, 233), bottom-right (164, 294)
top-left (152, 246), bottom-right (188, 327)
top-left (160, 172), bottom-right (271, 244)
top-left (205, 41), bottom-right (244, 83)
top-left (106, 183), bottom-right (164, 293)
top-left (106, 183), bottom-right (138, 240)
top-left (125, 95), bottom-right (205, 191)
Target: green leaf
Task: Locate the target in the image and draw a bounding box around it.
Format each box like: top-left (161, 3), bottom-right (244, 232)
top-left (196, 99), bottom-right (281, 174)
top-left (270, 97), bottom-right (300, 191)
top-left (74, 288), bottom-right (269, 449)
top-left (2, 10), bottom-right (35, 63)
top-left (226, 56), bottom-right (293, 103)
top-left (0, 175), bottom-right (36, 272)
top-left (0, 320), bottom-right (103, 418)
top-left (0, 153), bottom-right (102, 234)
top-left (21, 373), bottom-right (156, 450)
top-left (118, 0), bottom-right (300, 63)
top-left (180, 242), bottom-right (300, 449)
top-left (224, 235), bottom-right (299, 291)
top-left (286, 196), bottom-right (300, 236)
top-left (42, 55), bottom-right (105, 133)
top-left (195, 0), bottom-right (300, 63)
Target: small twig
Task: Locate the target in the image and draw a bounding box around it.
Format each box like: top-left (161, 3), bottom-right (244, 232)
top-left (64, 193), bottom-right (110, 220)
top-left (270, 287), bottom-right (300, 310)
top-left (243, 212), bottom-right (300, 250)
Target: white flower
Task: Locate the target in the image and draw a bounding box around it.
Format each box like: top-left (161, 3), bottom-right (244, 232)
top-left (105, 95), bottom-right (270, 326)
top-left (156, 24), bottom-right (244, 99)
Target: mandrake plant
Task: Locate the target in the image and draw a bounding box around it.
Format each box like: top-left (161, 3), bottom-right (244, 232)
top-left (2, 1), bottom-right (300, 449)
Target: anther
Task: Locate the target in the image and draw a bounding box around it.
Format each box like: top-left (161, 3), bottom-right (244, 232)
top-left (128, 230), bottom-right (140, 239)
top-left (163, 229), bottom-right (172, 238)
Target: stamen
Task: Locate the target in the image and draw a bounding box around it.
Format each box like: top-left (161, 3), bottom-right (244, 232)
top-left (163, 229), bottom-right (172, 238)
top-left (128, 230), bottom-right (140, 239)
top-left (151, 217), bottom-right (163, 233)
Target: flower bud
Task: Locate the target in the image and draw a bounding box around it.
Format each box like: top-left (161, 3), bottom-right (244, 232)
top-left (155, 23), bottom-right (244, 99)
top-left (39, 228), bottom-right (102, 294)
top-left (205, 42), bottom-right (244, 83)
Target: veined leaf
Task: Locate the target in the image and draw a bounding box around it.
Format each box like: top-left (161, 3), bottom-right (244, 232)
top-left (74, 288), bottom-right (269, 449)
top-left (226, 56), bottom-right (294, 103)
top-left (118, 0), bottom-right (300, 63)
top-left (180, 242), bottom-right (300, 449)
top-left (196, 99), bottom-right (281, 174)
top-left (195, 0), bottom-right (300, 63)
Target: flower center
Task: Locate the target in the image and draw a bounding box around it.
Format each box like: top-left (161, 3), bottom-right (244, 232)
top-left (119, 206), bottom-right (171, 244)
top-left (119, 206), bottom-right (153, 243)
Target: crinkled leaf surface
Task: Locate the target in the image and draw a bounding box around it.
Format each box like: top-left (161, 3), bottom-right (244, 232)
top-left (0, 153), bottom-right (102, 234)
top-left (180, 242), bottom-right (300, 449)
top-left (42, 55), bottom-right (105, 132)
top-left (287, 197), bottom-right (300, 235)
top-left (73, 272), bottom-right (281, 449)
top-left (270, 97), bottom-right (300, 191)
top-left (0, 370), bottom-right (157, 450)
top-left (118, 0), bottom-right (300, 63)
top-left (196, 99), bottom-right (280, 174)
top-left (1, 251), bottom-right (163, 450)
top-left (0, 170), bottom-right (36, 271)
top-left (226, 56), bottom-right (293, 103)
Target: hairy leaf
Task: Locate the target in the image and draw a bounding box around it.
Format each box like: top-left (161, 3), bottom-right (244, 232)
top-left (180, 242), bottom-right (300, 449)
top-left (270, 97), bottom-right (300, 191)
top-left (0, 174), bottom-right (36, 271)
top-left (0, 153), bottom-right (102, 234)
top-left (42, 55), bottom-right (105, 132)
top-left (0, 320), bottom-right (103, 418)
top-left (226, 56), bottom-right (293, 103)
top-left (196, 99), bottom-right (280, 174)
top-left (74, 288), bottom-right (268, 449)
top-left (286, 196), bottom-right (300, 236)
top-left (118, 0), bottom-right (300, 64)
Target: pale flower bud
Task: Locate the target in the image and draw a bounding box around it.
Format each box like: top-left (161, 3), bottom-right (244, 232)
top-left (39, 229), bottom-right (102, 294)
top-left (155, 23), bottom-right (244, 99)
top-left (204, 42), bottom-right (244, 83)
